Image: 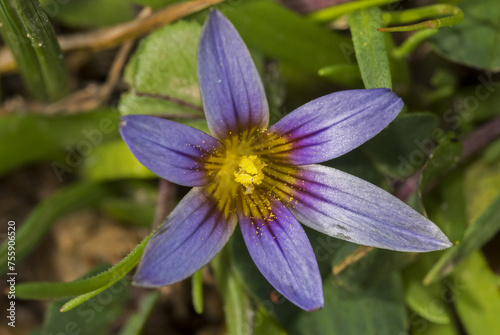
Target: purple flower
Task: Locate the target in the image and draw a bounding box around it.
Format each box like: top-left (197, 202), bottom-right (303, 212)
top-left (120, 10), bottom-right (451, 311)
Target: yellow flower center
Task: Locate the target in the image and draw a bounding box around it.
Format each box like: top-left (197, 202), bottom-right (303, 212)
top-left (234, 155), bottom-right (266, 195)
top-left (203, 131), bottom-right (297, 218)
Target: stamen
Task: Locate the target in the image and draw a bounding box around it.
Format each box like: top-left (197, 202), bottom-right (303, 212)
top-left (234, 155), bottom-right (267, 194)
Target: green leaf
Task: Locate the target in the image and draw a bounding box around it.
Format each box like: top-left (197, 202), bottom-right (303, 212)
top-left (119, 292), bottom-right (159, 335)
top-left (0, 182), bottom-right (111, 274)
top-left (332, 247), bottom-right (415, 293)
top-left (348, 7), bottom-right (392, 89)
top-left (192, 269), bottom-right (204, 314)
top-left (0, 108), bottom-right (120, 176)
top-left (405, 279), bottom-right (450, 324)
top-left (452, 252), bottom-right (500, 335)
top-left (363, 113), bottom-right (439, 179)
top-left (288, 273), bottom-right (406, 335)
top-left (424, 191), bottom-right (500, 284)
top-left (464, 158), bottom-right (500, 222)
top-left (212, 247), bottom-right (253, 335)
top-left (0, 0), bottom-right (69, 101)
top-left (16, 232), bottom-right (152, 303)
top-left (81, 140), bottom-right (155, 181)
top-left (484, 138), bottom-right (500, 164)
top-left (219, 0), bottom-right (355, 86)
top-left (431, 0), bottom-right (500, 71)
top-left (40, 0), bottom-right (135, 28)
top-left (419, 137), bottom-right (463, 193)
top-left (414, 323), bottom-right (459, 335)
top-left (40, 271), bottom-right (130, 335)
top-left (119, 20), bottom-right (203, 117)
top-left (425, 171), bottom-right (467, 245)
top-left (403, 253), bottom-right (452, 325)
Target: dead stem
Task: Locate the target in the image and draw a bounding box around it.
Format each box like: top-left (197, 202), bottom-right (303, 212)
top-left (0, 0), bottom-right (224, 74)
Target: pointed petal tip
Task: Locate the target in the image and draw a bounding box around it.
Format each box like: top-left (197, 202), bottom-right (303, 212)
top-left (300, 297), bottom-right (324, 312)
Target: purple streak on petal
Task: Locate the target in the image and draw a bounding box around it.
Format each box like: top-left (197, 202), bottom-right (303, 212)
top-left (239, 198), bottom-right (323, 311)
top-left (134, 187), bottom-right (237, 287)
top-left (120, 115), bottom-right (221, 187)
top-left (198, 10), bottom-right (269, 139)
top-left (280, 164), bottom-right (452, 252)
top-left (267, 88), bottom-right (403, 165)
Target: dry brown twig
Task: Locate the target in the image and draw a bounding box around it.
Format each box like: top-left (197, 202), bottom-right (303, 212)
top-left (0, 0), bottom-right (224, 74)
top-left (0, 0), bottom-right (224, 114)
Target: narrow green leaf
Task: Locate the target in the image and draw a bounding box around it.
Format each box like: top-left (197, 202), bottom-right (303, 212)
top-left (348, 7), bottom-right (392, 89)
top-left (192, 269), bottom-right (204, 314)
top-left (380, 4), bottom-right (463, 33)
top-left (16, 232), bottom-right (152, 301)
top-left (452, 252), bottom-right (500, 335)
top-left (0, 182), bottom-right (111, 274)
top-left (41, 271), bottom-right (130, 335)
top-left (424, 191), bottom-right (500, 284)
top-left (40, 0), bottom-right (135, 28)
top-left (0, 0), bottom-right (69, 101)
top-left (308, 0), bottom-right (399, 23)
top-left (212, 247), bottom-right (253, 335)
top-left (392, 29), bottom-right (439, 59)
top-left (119, 292), bottom-right (159, 335)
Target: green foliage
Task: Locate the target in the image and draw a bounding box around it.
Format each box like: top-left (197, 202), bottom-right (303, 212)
top-left (0, 108), bottom-right (120, 176)
top-left (119, 292), bottom-right (159, 335)
top-left (432, 0), bottom-right (500, 71)
top-left (39, 0), bottom-right (135, 28)
top-left (192, 269), bottom-right (204, 314)
top-left (220, 0), bottom-right (355, 86)
top-left (0, 0), bottom-right (69, 101)
top-left (349, 7), bottom-right (392, 89)
top-left (363, 113), bottom-right (439, 179)
top-left (16, 232), bottom-right (152, 306)
top-left (3, 0), bottom-right (500, 333)
top-left (119, 20), bottom-right (203, 117)
top-left (453, 252), bottom-right (500, 334)
top-left (424, 191), bottom-right (500, 284)
top-left (289, 274), bottom-right (406, 335)
top-left (39, 267), bottom-right (130, 335)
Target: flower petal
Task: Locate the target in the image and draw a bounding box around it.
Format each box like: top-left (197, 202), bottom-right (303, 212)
top-left (238, 197), bottom-right (323, 311)
top-left (198, 9), bottom-right (269, 139)
top-left (120, 115), bottom-right (222, 187)
top-left (266, 88), bottom-right (403, 165)
top-left (269, 164), bottom-right (451, 252)
top-left (134, 187), bottom-right (237, 286)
